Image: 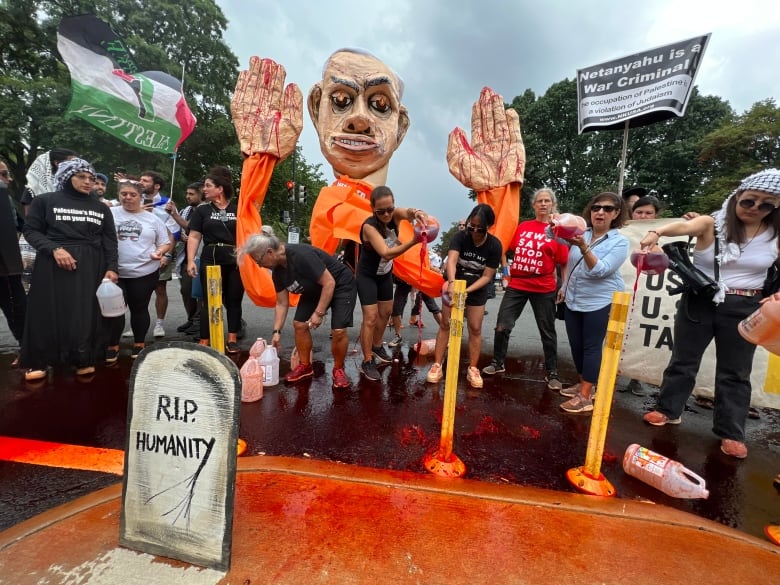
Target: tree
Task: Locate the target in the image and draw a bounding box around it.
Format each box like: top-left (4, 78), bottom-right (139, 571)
top-left (694, 99), bottom-right (780, 211)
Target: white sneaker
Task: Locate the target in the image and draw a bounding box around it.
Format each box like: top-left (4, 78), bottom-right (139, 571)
top-left (153, 322), bottom-right (165, 337)
top-left (121, 328), bottom-right (133, 338)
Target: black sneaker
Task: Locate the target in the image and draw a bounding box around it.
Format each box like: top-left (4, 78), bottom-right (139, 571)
top-left (388, 334), bottom-right (403, 348)
top-left (104, 348), bottom-right (119, 365)
top-left (372, 345), bottom-right (392, 364)
top-left (360, 359), bottom-right (381, 381)
top-left (131, 346), bottom-right (143, 359)
top-left (176, 319), bottom-right (193, 333)
top-left (482, 361), bottom-right (505, 375)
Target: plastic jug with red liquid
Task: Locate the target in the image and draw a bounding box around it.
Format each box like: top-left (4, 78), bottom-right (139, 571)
top-left (240, 338), bottom-right (267, 402)
top-left (630, 250), bottom-right (670, 275)
top-left (738, 297), bottom-right (780, 355)
top-left (550, 213), bottom-right (586, 240)
top-left (623, 444), bottom-right (709, 499)
top-left (414, 215), bottom-right (440, 243)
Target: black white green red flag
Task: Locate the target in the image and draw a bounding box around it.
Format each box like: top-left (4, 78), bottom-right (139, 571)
top-left (57, 14), bottom-right (197, 154)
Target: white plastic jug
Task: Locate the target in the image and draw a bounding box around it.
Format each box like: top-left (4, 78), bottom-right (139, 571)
top-left (96, 278), bottom-right (126, 317)
top-left (259, 345), bottom-right (280, 386)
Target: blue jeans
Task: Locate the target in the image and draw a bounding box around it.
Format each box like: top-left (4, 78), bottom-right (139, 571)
top-left (492, 287), bottom-right (558, 373)
top-left (563, 304), bottom-right (611, 384)
top-left (656, 293), bottom-right (758, 442)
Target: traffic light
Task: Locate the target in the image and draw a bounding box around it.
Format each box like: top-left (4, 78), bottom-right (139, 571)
top-left (286, 180), bottom-right (294, 201)
top-left (298, 184), bottom-right (306, 204)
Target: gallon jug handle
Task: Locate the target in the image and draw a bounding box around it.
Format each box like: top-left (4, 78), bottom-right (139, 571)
top-left (680, 467), bottom-right (706, 486)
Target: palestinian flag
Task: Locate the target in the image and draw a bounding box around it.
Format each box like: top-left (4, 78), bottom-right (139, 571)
top-left (57, 14), bottom-right (197, 154)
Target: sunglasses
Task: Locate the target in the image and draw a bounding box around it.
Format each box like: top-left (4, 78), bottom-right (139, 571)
top-left (466, 224), bottom-right (487, 234)
top-left (738, 199), bottom-right (777, 213)
top-left (0, 170), bottom-right (9, 178)
top-left (591, 204), bottom-right (618, 213)
top-left (374, 206), bottom-right (395, 216)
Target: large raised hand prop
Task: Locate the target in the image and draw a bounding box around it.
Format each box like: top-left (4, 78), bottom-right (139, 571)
top-left (233, 57), bottom-right (303, 307)
top-left (447, 87), bottom-right (525, 250)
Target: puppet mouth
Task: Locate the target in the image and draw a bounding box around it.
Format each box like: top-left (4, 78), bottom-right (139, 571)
top-left (332, 136), bottom-right (378, 152)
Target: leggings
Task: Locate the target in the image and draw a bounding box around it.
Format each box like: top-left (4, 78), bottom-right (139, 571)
top-left (105, 270), bottom-right (159, 345)
top-left (199, 262), bottom-right (245, 339)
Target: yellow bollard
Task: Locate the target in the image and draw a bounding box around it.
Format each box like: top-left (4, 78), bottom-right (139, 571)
top-left (206, 265), bottom-right (225, 354)
top-left (566, 290), bottom-right (631, 497)
top-left (424, 280), bottom-right (467, 478)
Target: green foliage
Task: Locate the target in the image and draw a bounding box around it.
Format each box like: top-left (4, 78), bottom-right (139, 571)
top-left (434, 222), bottom-right (460, 257)
top-left (694, 99), bottom-right (780, 212)
top-left (0, 0), bottom-right (326, 215)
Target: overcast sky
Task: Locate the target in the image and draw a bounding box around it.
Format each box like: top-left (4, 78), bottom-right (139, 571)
top-left (218, 0), bottom-right (779, 233)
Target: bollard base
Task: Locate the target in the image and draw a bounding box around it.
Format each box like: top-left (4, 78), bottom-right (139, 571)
top-left (765, 525), bottom-right (780, 546)
top-left (424, 450), bottom-right (466, 478)
top-left (566, 466), bottom-right (615, 497)
top-left (237, 438), bottom-right (247, 457)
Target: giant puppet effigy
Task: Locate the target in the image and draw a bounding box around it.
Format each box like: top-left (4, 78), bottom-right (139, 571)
top-left (233, 51), bottom-right (524, 306)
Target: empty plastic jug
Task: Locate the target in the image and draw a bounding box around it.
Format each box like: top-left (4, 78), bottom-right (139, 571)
top-left (259, 345), bottom-right (280, 386)
top-left (623, 444), bottom-right (709, 499)
top-left (739, 298), bottom-right (780, 355)
top-left (96, 279), bottom-right (126, 317)
top-left (414, 339), bottom-right (436, 355)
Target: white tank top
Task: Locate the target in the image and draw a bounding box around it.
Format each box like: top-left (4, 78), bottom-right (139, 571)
top-left (694, 229), bottom-right (778, 289)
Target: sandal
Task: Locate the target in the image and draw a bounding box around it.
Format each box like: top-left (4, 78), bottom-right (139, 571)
top-left (748, 407), bottom-right (760, 420)
top-left (694, 396), bottom-right (714, 410)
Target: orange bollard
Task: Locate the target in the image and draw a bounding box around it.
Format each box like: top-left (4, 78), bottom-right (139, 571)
top-left (424, 280), bottom-right (467, 478)
top-left (206, 265), bottom-right (225, 354)
top-left (566, 291), bottom-right (630, 497)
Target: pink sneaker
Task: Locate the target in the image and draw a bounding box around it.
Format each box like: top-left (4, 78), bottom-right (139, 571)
top-left (286, 362), bottom-right (314, 383)
top-left (332, 367), bottom-right (350, 389)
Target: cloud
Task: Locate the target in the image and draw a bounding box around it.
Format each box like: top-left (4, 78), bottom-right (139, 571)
top-left (220, 0), bottom-right (780, 234)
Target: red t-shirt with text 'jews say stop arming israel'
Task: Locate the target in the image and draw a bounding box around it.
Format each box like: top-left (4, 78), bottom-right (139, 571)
top-left (506, 219), bottom-right (569, 293)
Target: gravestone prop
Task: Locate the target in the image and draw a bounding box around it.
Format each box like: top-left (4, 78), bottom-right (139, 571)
top-left (120, 342), bottom-right (241, 571)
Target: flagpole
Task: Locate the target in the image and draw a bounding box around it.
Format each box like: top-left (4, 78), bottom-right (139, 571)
top-left (169, 62), bottom-right (186, 200)
top-left (617, 120), bottom-right (629, 196)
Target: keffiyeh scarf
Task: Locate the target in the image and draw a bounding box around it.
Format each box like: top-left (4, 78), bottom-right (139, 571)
top-left (54, 158), bottom-right (95, 191)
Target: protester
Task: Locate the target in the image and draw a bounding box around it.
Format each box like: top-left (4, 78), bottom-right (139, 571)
top-left (557, 192), bottom-right (629, 413)
top-left (356, 185), bottom-right (429, 381)
top-left (426, 203), bottom-right (502, 389)
top-left (631, 195), bottom-right (662, 220)
top-left (139, 171), bottom-right (178, 338)
top-left (102, 179), bottom-right (172, 362)
top-left (237, 228), bottom-right (358, 389)
top-left (166, 182), bottom-right (206, 335)
top-left (0, 160), bottom-right (27, 363)
top-left (186, 166), bottom-right (244, 353)
top-left (19, 158), bottom-right (118, 380)
top-left (639, 169), bottom-right (780, 459)
top-left (483, 188), bottom-right (569, 389)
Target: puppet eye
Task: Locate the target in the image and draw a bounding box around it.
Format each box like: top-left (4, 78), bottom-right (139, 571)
top-left (369, 94), bottom-right (391, 114)
top-left (330, 91), bottom-right (353, 111)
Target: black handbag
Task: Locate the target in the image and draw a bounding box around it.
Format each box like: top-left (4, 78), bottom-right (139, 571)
top-left (661, 240), bottom-right (719, 299)
top-left (763, 262), bottom-right (780, 297)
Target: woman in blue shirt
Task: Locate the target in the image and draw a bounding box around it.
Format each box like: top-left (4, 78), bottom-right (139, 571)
top-left (557, 192), bottom-right (629, 413)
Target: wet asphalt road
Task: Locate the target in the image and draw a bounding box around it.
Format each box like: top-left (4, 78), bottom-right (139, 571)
top-left (0, 283), bottom-right (778, 542)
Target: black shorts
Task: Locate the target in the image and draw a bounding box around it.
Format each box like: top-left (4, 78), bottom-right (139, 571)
top-left (356, 270), bottom-right (394, 306)
top-left (463, 276), bottom-right (488, 307)
top-left (294, 281), bottom-right (357, 330)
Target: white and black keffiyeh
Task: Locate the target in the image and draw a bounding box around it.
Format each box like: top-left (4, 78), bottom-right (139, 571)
top-left (54, 158), bottom-right (95, 191)
top-left (712, 168), bottom-right (780, 302)
top-left (25, 151), bottom-right (55, 197)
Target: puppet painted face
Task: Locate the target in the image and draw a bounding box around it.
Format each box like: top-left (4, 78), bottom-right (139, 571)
top-left (309, 50), bottom-right (409, 183)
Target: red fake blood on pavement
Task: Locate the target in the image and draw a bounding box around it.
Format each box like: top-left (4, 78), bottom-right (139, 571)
top-left (473, 416), bottom-right (501, 436)
top-left (520, 425), bottom-right (541, 439)
top-left (601, 449), bottom-right (618, 464)
top-left (398, 425), bottom-right (427, 447)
